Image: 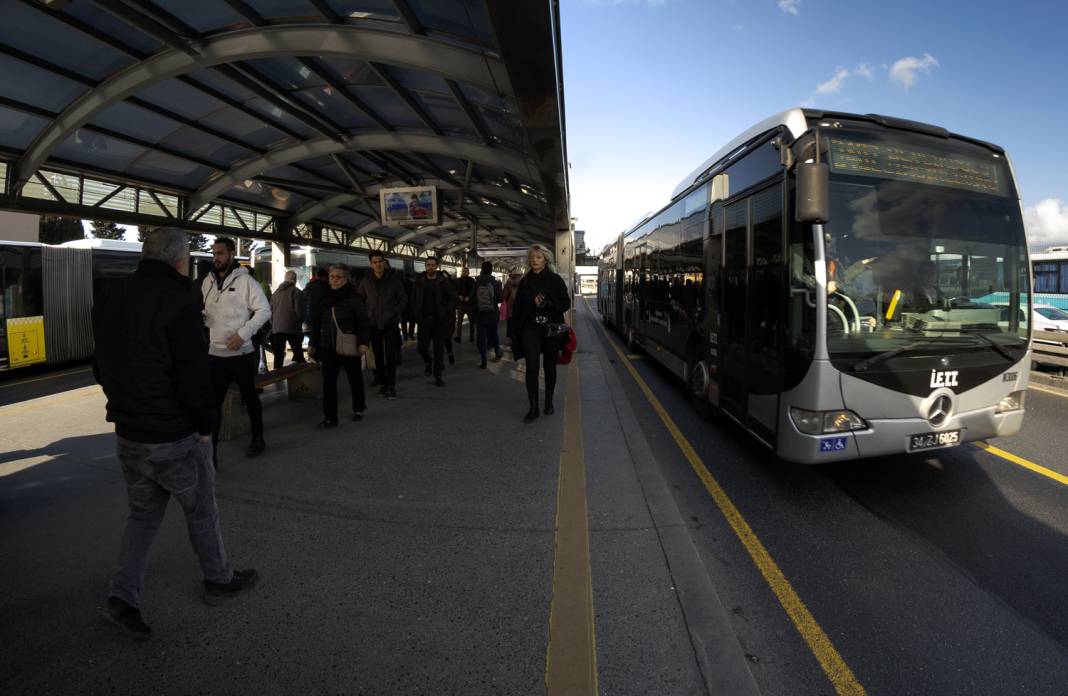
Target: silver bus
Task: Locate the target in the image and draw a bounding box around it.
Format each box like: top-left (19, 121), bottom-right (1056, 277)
top-left (598, 109), bottom-right (1031, 463)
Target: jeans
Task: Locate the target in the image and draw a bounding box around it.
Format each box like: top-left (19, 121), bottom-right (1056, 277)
top-left (417, 318), bottom-right (446, 377)
top-left (269, 333), bottom-right (305, 371)
top-left (476, 320), bottom-right (501, 362)
top-left (521, 326), bottom-right (561, 403)
top-left (369, 324), bottom-right (401, 387)
top-left (109, 434), bottom-right (232, 608)
top-left (321, 351), bottom-right (366, 420)
top-left (210, 352), bottom-right (263, 449)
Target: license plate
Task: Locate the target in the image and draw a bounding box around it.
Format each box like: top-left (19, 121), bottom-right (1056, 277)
top-left (907, 429), bottom-right (961, 452)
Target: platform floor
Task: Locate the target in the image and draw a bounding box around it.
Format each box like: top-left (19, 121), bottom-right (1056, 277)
top-left (0, 302), bottom-right (755, 696)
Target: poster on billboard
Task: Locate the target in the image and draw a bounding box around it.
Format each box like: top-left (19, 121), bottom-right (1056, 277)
top-left (379, 186), bottom-right (438, 226)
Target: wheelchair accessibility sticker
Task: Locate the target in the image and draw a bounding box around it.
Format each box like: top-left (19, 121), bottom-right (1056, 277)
top-left (819, 436), bottom-right (849, 453)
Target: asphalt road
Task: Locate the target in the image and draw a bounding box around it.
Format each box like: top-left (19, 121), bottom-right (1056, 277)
top-left (580, 298), bottom-right (1068, 696)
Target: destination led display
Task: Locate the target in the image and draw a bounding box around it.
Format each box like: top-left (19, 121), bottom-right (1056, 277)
top-left (827, 136), bottom-right (1006, 196)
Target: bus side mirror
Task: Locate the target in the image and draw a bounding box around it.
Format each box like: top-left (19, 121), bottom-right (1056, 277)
top-left (796, 161), bottom-right (829, 224)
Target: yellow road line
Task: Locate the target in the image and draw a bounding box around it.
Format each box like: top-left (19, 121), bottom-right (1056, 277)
top-left (974, 441), bottom-right (1068, 486)
top-left (584, 298), bottom-right (865, 696)
top-left (1028, 383), bottom-right (1068, 400)
top-left (625, 353), bottom-right (643, 359)
top-left (544, 356), bottom-right (598, 695)
top-left (0, 366), bottom-right (92, 389)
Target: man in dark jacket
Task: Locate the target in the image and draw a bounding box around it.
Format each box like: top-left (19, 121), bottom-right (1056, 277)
top-left (453, 265), bottom-right (476, 343)
top-left (472, 261), bottom-right (504, 368)
top-left (412, 256), bottom-right (458, 386)
top-left (356, 250), bottom-right (407, 399)
top-left (303, 267), bottom-right (328, 335)
top-left (92, 228), bottom-right (257, 641)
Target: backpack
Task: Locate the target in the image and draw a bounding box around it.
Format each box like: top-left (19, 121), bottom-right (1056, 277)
top-left (475, 279), bottom-right (497, 313)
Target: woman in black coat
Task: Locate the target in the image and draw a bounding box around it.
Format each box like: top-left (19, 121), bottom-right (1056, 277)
top-left (308, 263), bottom-right (371, 427)
top-left (509, 244), bottom-right (571, 422)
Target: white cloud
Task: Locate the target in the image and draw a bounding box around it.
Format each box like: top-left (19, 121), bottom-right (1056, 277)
top-left (854, 63), bottom-right (873, 79)
top-left (778, 0), bottom-right (800, 15)
top-left (816, 68), bottom-right (851, 95)
top-left (889, 53), bottom-right (939, 88)
top-left (732, 24), bottom-right (744, 31)
top-left (1024, 198), bottom-right (1068, 249)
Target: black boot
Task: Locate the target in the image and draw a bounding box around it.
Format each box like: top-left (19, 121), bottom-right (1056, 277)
top-left (524, 396), bottom-right (540, 423)
top-left (544, 396), bottom-right (555, 416)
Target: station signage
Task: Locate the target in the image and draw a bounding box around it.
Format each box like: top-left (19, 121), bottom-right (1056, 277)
top-left (6, 316), bottom-right (46, 368)
top-left (379, 186), bottom-right (439, 227)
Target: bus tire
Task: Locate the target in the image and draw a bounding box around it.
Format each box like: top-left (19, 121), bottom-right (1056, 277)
top-left (687, 354), bottom-right (714, 420)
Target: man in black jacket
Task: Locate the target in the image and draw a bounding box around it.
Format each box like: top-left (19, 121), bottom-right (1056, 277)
top-left (356, 250), bottom-right (408, 399)
top-left (93, 228), bottom-right (257, 640)
top-left (412, 256), bottom-right (458, 386)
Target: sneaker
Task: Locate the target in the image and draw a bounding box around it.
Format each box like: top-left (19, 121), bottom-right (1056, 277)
top-left (386, 387), bottom-right (397, 400)
top-left (424, 363), bottom-right (432, 377)
top-left (318, 418), bottom-right (338, 428)
top-left (203, 569), bottom-right (259, 606)
top-left (101, 596), bottom-right (151, 640)
top-left (352, 411), bottom-right (364, 422)
top-left (448, 353), bottom-right (455, 365)
top-left (479, 360), bottom-right (487, 369)
top-left (453, 336), bottom-right (461, 343)
top-left (377, 385), bottom-right (389, 398)
top-left (493, 353), bottom-right (503, 361)
top-left (435, 377), bottom-right (445, 387)
top-left (246, 437), bottom-right (265, 457)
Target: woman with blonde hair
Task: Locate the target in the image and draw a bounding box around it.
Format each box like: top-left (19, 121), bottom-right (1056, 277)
top-left (509, 244), bottom-right (570, 422)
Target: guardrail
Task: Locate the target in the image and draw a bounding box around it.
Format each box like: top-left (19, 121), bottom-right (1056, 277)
top-left (1033, 330), bottom-right (1068, 369)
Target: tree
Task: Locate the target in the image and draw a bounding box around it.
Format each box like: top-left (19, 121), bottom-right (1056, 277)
top-left (239, 238), bottom-right (253, 257)
top-left (136, 225), bottom-right (153, 242)
top-left (38, 215), bottom-right (84, 245)
top-left (89, 220), bottom-right (125, 240)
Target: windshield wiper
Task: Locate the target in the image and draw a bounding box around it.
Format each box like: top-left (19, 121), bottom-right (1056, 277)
top-left (852, 338), bottom-right (958, 373)
top-left (920, 328), bottom-right (1018, 363)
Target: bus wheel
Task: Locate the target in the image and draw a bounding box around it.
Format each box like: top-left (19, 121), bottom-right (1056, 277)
top-left (687, 356), bottom-right (713, 419)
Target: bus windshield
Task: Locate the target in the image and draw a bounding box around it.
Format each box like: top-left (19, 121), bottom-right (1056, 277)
top-left (819, 130), bottom-right (1029, 367)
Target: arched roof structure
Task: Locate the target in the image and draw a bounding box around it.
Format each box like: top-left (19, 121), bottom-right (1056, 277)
top-left (0, 0), bottom-right (569, 256)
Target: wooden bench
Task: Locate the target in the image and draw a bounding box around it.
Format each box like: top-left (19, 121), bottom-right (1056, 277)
top-left (218, 362), bottom-right (321, 441)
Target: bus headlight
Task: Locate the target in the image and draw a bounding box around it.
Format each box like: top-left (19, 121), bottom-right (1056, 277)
top-left (790, 407), bottom-right (868, 435)
top-left (996, 391), bottom-right (1026, 413)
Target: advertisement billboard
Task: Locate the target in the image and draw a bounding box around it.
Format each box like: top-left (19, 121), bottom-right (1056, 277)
top-left (379, 186), bottom-right (438, 226)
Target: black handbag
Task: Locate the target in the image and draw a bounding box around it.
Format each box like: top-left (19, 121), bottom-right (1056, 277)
top-left (544, 322), bottom-right (570, 340)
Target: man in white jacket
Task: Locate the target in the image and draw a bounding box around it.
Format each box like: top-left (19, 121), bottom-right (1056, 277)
top-left (201, 238), bottom-right (271, 460)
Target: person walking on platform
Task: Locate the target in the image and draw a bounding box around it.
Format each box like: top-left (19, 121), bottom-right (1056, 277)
top-left (309, 263), bottom-right (370, 427)
top-left (502, 266), bottom-right (523, 348)
top-left (268, 270), bottom-right (304, 371)
top-left (472, 261), bottom-right (504, 368)
top-left (93, 228), bottom-right (258, 640)
top-left (357, 250), bottom-right (407, 400)
top-left (453, 265), bottom-right (476, 343)
top-left (440, 269), bottom-right (457, 365)
top-left (303, 267), bottom-right (328, 340)
top-left (510, 244), bottom-right (570, 422)
top-left (412, 256), bottom-right (457, 386)
top-left (202, 237), bottom-right (271, 460)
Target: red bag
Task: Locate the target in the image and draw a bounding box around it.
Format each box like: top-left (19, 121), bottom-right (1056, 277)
top-left (557, 326), bottom-right (578, 365)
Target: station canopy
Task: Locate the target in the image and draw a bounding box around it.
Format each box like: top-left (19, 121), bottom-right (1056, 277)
top-left (0, 0), bottom-right (569, 260)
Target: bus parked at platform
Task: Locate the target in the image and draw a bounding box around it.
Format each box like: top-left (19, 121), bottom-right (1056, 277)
top-left (598, 108), bottom-right (1031, 463)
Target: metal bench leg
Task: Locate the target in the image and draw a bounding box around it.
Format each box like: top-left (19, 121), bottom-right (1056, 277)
top-left (287, 368), bottom-right (321, 400)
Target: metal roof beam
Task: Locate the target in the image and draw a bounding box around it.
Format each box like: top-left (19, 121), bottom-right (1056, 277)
top-left (368, 62), bottom-right (441, 136)
top-left (215, 63), bottom-right (344, 141)
top-left (390, 0), bottom-right (426, 35)
top-left (445, 79), bottom-right (492, 146)
top-left (13, 25), bottom-right (513, 187)
top-left (88, 0), bottom-right (198, 56)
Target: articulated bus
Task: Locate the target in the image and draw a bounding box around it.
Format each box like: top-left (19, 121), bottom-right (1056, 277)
top-left (598, 109), bottom-right (1031, 463)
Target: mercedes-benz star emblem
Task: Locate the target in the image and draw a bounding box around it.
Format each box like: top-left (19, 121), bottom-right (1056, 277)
top-left (928, 395), bottom-right (952, 426)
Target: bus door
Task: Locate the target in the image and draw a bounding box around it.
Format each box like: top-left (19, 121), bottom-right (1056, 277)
top-left (719, 200), bottom-right (749, 417)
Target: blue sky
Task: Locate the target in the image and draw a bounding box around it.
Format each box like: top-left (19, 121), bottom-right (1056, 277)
top-left (561, 0), bottom-right (1068, 253)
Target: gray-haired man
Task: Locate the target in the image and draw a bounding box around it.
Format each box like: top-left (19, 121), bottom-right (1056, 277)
top-left (92, 228), bottom-right (258, 640)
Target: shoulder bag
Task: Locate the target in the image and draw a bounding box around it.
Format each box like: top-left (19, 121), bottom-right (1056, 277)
top-left (331, 307), bottom-right (359, 356)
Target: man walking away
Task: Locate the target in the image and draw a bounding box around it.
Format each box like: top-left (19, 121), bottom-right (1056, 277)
top-left (473, 261), bottom-right (503, 368)
top-left (304, 267), bottom-right (328, 338)
top-left (453, 266), bottom-right (476, 343)
top-left (356, 250), bottom-right (407, 400)
top-left (202, 237), bottom-right (271, 460)
top-left (269, 270), bottom-right (304, 371)
top-left (93, 228), bottom-right (258, 640)
top-left (413, 256), bottom-right (457, 386)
